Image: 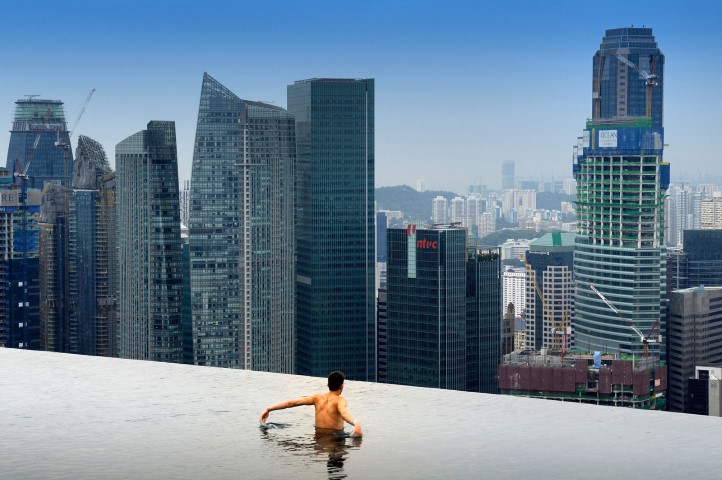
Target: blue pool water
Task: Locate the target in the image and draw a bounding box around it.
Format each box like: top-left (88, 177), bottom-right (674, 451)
top-left (1, 349), bottom-right (720, 479)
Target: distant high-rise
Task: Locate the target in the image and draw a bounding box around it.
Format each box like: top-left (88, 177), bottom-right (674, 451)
top-left (288, 78), bottom-right (375, 380)
top-left (450, 196), bottom-right (465, 224)
top-left (116, 121), bottom-right (183, 363)
top-left (179, 180), bottom-right (190, 227)
top-left (574, 27), bottom-right (668, 357)
top-left (6, 98), bottom-right (74, 189)
top-left (524, 232), bottom-right (574, 351)
top-left (431, 196), bottom-right (447, 224)
top-left (190, 74), bottom-right (296, 372)
top-left (502, 160), bottom-right (515, 190)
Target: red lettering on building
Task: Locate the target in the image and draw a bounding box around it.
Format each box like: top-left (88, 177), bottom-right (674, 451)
top-left (416, 239), bottom-right (437, 249)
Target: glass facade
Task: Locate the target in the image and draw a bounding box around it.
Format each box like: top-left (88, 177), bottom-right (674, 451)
top-left (5, 99), bottom-right (74, 189)
top-left (592, 28), bottom-right (664, 127)
top-left (116, 121), bottom-right (183, 363)
top-left (575, 28), bottom-right (667, 358)
top-left (386, 227), bottom-right (467, 390)
top-left (189, 73), bottom-right (296, 372)
top-left (0, 188), bottom-right (42, 349)
top-left (466, 246), bottom-right (502, 394)
top-left (683, 230), bottom-right (722, 288)
top-left (288, 78), bottom-right (375, 381)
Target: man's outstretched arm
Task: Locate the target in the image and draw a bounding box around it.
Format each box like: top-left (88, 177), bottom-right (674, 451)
top-left (260, 395), bottom-right (316, 423)
top-left (337, 397), bottom-right (363, 437)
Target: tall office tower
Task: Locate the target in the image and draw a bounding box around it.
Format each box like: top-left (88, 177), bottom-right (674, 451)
top-left (450, 196), bottom-right (465, 224)
top-left (98, 172), bottom-right (117, 357)
top-left (67, 136), bottom-right (113, 356)
top-left (0, 186), bottom-right (42, 349)
top-left (376, 211), bottom-right (388, 262)
top-left (376, 288), bottom-right (388, 383)
top-left (502, 267), bottom-right (526, 315)
top-left (466, 246), bottom-right (502, 393)
top-left (667, 286), bottom-right (722, 412)
top-left (431, 195), bottom-right (447, 224)
top-left (691, 192), bottom-right (703, 229)
top-left (524, 233), bottom-right (575, 351)
top-left (288, 78), bottom-right (374, 380)
top-left (673, 186), bottom-right (692, 246)
top-left (701, 197), bottom-right (722, 228)
top-left (574, 27), bottom-right (668, 357)
top-left (6, 98), bottom-right (74, 189)
top-left (116, 121), bottom-right (183, 363)
top-left (385, 226), bottom-right (500, 392)
top-left (180, 226), bottom-right (193, 365)
top-left (179, 180), bottom-right (190, 227)
top-left (386, 226), bottom-right (467, 390)
top-left (683, 230), bottom-right (722, 288)
top-left (38, 184), bottom-right (69, 352)
top-left (191, 74), bottom-right (296, 372)
top-left (502, 160), bottom-right (515, 190)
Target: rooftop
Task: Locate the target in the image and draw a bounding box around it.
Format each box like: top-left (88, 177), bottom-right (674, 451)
top-left (1, 349), bottom-right (720, 479)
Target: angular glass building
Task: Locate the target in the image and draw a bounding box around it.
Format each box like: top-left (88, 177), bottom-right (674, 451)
top-left (574, 28), bottom-right (668, 357)
top-left (189, 74), bottom-right (296, 372)
top-left (5, 98), bottom-right (74, 189)
top-left (116, 121), bottom-right (183, 363)
top-left (288, 79), bottom-right (375, 381)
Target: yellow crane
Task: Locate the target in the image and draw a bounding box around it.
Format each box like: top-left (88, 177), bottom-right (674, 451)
top-left (522, 258), bottom-right (570, 354)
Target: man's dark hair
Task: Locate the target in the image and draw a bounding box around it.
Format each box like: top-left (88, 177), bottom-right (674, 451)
top-left (328, 371), bottom-right (345, 391)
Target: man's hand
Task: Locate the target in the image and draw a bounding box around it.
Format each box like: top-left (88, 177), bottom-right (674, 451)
top-left (350, 421), bottom-right (363, 437)
top-left (259, 408), bottom-right (270, 424)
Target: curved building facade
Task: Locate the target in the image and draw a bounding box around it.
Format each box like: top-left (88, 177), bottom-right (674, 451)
top-left (574, 28), bottom-right (668, 357)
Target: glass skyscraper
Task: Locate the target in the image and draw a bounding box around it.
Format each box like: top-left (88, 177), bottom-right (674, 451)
top-left (288, 79), bottom-right (375, 381)
top-left (574, 28), bottom-right (668, 356)
top-left (5, 98), bottom-right (74, 189)
top-left (189, 73), bottom-right (296, 372)
top-left (116, 121), bottom-right (183, 363)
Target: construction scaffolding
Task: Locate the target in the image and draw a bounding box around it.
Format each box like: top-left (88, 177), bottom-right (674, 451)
top-left (499, 350), bottom-right (667, 409)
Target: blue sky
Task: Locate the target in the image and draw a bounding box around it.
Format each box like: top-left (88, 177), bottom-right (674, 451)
top-left (1, 0), bottom-right (720, 192)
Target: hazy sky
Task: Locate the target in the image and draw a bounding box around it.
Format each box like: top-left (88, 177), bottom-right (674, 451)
top-left (1, 0), bottom-right (720, 193)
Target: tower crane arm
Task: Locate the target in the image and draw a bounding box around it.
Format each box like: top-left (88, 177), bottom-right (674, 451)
top-left (588, 285), bottom-right (645, 341)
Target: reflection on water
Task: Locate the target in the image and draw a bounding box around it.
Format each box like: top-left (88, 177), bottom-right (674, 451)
top-left (260, 423), bottom-right (362, 479)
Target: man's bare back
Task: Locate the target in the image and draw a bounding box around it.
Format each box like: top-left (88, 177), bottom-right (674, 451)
top-left (260, 371), bottom-right (363, 437)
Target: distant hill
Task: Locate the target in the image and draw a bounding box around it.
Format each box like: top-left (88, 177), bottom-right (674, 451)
top-left (375, 185), bottom-right (460, 222)
top-left (536, 191), bottom-right (576, 211)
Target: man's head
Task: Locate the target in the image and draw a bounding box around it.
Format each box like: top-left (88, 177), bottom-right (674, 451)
top-left (327, 371), bottom-right (345, 392)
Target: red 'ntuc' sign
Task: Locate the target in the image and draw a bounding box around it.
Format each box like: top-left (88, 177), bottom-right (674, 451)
top-left (416, 239), bottom-right (437, 249)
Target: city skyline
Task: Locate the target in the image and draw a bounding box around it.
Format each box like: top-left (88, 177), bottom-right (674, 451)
top-left (1, 1), bottom-right (721, 193)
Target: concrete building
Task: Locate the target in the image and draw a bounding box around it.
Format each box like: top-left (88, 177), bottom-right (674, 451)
top-left (500, 238), bottom-right (534, 261)
top-left (687, 365), bottom-right (722, 416)
top-left (502, 267), bottom-right (526, 315)
top-left (431, 196), bottom-right (447, 224)
top-left (501, 160), bottom-right (514, 190)
top-left (701, 196), bottom-right (722, 229)
top-left (450, 196), bottom-right (465, 224)
top-left (667, 286), bottom-right (722, 413)
top-left (524, 232), bottom-right (575, 351)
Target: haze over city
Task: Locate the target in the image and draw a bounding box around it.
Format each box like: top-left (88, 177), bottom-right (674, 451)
top-left (1, 0), bottom-right (721, 192)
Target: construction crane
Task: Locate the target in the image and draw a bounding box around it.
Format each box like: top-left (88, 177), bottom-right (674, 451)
top-left (588, 284), bottom-right (662, 361)
top-left (614, 50), bottom-right (658, 119)
top-left (523, 258), bottom-right (570, 354)
top-left (55, 88), bottom-right (95, 187)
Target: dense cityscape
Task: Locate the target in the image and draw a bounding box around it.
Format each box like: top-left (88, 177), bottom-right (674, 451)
top-left (2, 6), bottom-right (722, 477)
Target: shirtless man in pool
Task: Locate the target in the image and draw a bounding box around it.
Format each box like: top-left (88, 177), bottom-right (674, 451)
top-left (259, 371), bottom-right (363, 437)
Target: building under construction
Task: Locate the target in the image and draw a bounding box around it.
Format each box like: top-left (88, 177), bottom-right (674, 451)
top-left (499, 350), bottom-right (667, 409)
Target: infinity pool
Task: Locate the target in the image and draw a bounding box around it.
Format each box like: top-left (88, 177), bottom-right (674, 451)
top-left (1, 349), bottom-right (720, 479)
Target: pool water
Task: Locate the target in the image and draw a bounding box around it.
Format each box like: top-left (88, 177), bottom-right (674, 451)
top-left (1, 349), bottom-right (720, 479)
